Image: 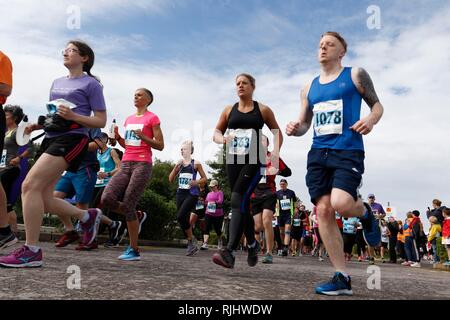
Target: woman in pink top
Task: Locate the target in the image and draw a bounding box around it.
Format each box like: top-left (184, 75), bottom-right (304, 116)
top-left (101, 88), bottom-right (164, 261)
top-left (201, 179), bottom-right (224, 250)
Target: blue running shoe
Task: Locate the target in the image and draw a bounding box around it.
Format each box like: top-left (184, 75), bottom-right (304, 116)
top-left (360, 202), bottom-right (381, 247)
top-left (315, 272), bottom-right (353, 296)
top-left (118, 246), bottom-right (141, 261)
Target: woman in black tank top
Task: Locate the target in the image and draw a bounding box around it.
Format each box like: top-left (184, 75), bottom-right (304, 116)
top-left (211, 73), bottom-right (284, 269)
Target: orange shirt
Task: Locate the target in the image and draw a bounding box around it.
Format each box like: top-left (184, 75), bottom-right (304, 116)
top-left (0, 51), bottom-right (13, 105)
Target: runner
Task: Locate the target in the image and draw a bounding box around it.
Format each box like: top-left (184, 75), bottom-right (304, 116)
top-left (276, 179), bottom-right (297, 256)
top-left (91, 132), bottom-right (124, 248)
top-left (310, 207), bottom-right (325, 261)
top-left (0, 105), bottom-right (30, 237)
top-left (193, 181), bottom-right (208, 247)
top-left (0, 50), bottom-right (17, 249)
top-left (102, 87), bottom-right (164, 261)
top-left (290, 206), bottom-right (304, 257)
top-left (251, 135), bottom-right (291, 264)
top-left (0, 41), bottom-right (107, 267)
top-left (53, 129), bottom-right (122, 250)
top-left (286, 31), bottom-right (383, 295)
top-left (169, 140), bottom-right (207, 256)
top-left (342, 216), bottom-right (359, 261)
top-left (212, 73), bottom-right (283, 268)
top-left (202, 179), bottom-right (224, 250)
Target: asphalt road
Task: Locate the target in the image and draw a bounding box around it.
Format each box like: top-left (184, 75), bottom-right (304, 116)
top-left (0, 241), bottom-right (449, 300)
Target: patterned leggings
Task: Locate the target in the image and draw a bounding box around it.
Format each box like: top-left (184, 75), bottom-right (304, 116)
top-left (101, 161), bottom-right (152, 221)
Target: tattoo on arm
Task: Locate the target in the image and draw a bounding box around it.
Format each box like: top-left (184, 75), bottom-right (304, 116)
top-left (357, 68), bottom-right (380, 108)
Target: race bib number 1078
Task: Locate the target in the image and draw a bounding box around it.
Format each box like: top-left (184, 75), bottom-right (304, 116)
top-left (313, 99), bottom-right (343, 136)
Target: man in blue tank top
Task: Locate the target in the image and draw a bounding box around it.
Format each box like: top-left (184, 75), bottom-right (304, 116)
top-left (286, 31), bottom-right (384, 296)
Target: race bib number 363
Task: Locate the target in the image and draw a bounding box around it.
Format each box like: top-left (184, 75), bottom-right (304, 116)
top-left (313, 99), bottom-right (343, 136)
top-left (229, 129), bottom-right (252, 155)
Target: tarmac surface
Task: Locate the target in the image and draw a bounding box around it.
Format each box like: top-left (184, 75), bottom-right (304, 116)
top-left (0, 241), bottom-right (449, 300)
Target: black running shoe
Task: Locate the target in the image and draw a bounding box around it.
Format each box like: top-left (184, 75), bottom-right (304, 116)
top-left (247, 241), bottom-right (261, 267)
top-left (212, 249), bottom-right (235, 269)
top-left (108, 221), bottom-right (122, 243)
top-left (0, 231), bottom-right (18, 250)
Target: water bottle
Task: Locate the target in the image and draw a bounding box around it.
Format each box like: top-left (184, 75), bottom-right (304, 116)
top-left (109, 119), bottom-right (117, 139)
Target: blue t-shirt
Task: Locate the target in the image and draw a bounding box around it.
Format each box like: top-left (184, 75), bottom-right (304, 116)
top-left (343, 217), bottom-right (359, 234)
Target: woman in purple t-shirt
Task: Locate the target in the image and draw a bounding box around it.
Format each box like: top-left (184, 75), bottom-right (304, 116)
top-left (0, 41), bottom-right (107, 268)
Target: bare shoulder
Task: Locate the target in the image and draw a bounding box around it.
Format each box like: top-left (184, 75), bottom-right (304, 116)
top-left (301, 80), bottom-right (313, 100)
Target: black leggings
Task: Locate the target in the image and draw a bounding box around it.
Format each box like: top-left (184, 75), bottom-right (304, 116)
top-left (343, 233), bottom-right (356, 255)
top-left (226, 164), bottom-right (261, 251)
top-left (0, 167), bottom-right (20, 212)
top-left (176, 192), bottom-right (198, 231)
top-left (355, 229), bottom-right (366, 256)
top-left (205, 215), bottom-right (223, 237)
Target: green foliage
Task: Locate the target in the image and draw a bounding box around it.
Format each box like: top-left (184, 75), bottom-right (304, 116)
top-left (436, 237), bottom-right (449, 262)
top-left (206, 147), bottom-right (230, 215)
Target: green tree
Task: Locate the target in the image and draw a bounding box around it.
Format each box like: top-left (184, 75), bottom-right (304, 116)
top-left (206, 147), bottom-right (230, 215)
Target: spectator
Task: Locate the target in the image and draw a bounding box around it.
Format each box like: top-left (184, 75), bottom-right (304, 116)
top-left (387, 216), bottom-right (399, 263)
top-left (396, 220), bottom-right (406, 262)
top-left (402, 212), bottom-right (420, 267)
top-left (412, 210), bottom-right (427, 260)
top-left (427, 199), bottom-right (444, 225)
top-left (442, 208), bottom-right (450, 266)
top-left (427, 216), bottom-right (441, 264)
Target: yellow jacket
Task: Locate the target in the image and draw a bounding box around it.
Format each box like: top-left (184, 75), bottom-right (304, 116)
top-left (428, 224), bottom-right (442, 242)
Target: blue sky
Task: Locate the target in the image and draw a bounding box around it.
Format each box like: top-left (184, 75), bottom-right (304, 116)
top-left (2, 0), bottom-right (450, 228)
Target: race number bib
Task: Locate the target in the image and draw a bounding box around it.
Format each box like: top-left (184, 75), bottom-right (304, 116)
top-left (124, 124), bottom-right (144, 147)
top-left (280, 199), bottom-right (291, 211)
top-left (229, 129), bottom-right (252, 155)
top-left (207, 202), bottom-right (217, 213)
top-left (96, 166), bottom-right (106, 185)
top-left (0, 150), bottom-right (6, 168)
top-left (293, 218), bottom-right (301, 227)
top-left (272, 219), bottom-right (278, 228)
top-left (313, 99), bottom-right (343, 136)
top-left (195, 201), bottom-right (204, 210)
top-left (178, 173), bottom-right (193, 190)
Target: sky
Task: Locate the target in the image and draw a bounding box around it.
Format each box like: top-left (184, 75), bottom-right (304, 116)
top-left (2, 0), bottom-right (450, 230)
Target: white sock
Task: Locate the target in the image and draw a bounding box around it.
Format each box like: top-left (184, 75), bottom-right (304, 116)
top-left (80, 212), bottom-right (90, 223)
top-left (25, 244), bottom-right (40, 253)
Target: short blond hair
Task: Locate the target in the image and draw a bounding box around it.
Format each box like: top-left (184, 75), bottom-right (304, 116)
top-left (321, 31), bottom-right (347, 53)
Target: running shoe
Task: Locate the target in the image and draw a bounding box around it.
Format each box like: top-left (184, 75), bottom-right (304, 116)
top-left (136, 210), bottom-right (147, 234)
top-left (443, 261), bottom-right (450, 266)
top-left (358, 256), bottom-right (363, 262)
top-left (212, 249), bottom-right (235, 269)
top-left (282, 247), bottom-right (288, 257)
top-left (55, 230), bottom-right (79, 248)
top-left (0, 231), bottom-right (18, 250)
top-left (262, 252), bottom-right (273, 264)
top-left (80, 208), bottom-right (102, 246)
top-left (401, 261), bottom-right (412, 266)
top-left (410, 262), bottom-right (421, 268)
top-left (76, 240), bottom-right (98, 251)
top-left (186, 241), bottom-right (199, 256)
top-left (247, 241), bottom-right (261, 267)
top-left (0, 245), bottom-right (42, 268)
top-left (200, 242), bottom-right (208, 250)
top-left (277, 249), bottom-right (283, 256)
top-left (319, 256), bottom-right (324, 262)
top-left (217, 238), bottom-right (223, 250)
top-left (291, 250), bottom-right (297, 257)
top-left (107, 220), bottom-right (122, 245)
top-left (315, 272), bottom-right (353, 296)
top-left (369, 257), bottom-right (375, 265)
top-left (118, 246), bottom-right (141, 261)
top-left (360, 203), bottom-right (381, 247)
